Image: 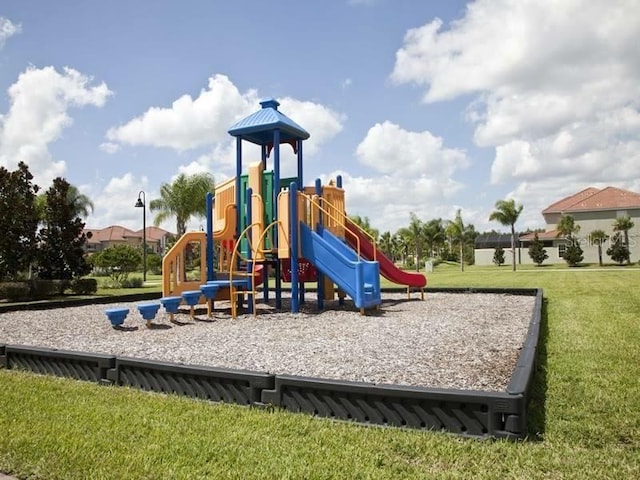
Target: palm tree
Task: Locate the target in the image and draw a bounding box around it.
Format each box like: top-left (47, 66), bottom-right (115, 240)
top-left (446, 209), bottom-right (477, 272)
top-left (379, 231), bottom-right (393, 260)
top-left (35, 184), bottom-right (94, 221)
top-left (590, 229), bottom-right (608, 267)
top-left (405, 212), bottom-right (424, 271)
top-left (149, 172), bottom-right (215, 236)
top-left (556, 214), bottom-right (580, 241)
top-left (423, 218), bottom-right (445, 259)
top-left (613, 215), bottom-right (634, 265)
top-left (488, 199), bottom-right (523, 271)
top-left (349, 215), bottom-right (379, 243)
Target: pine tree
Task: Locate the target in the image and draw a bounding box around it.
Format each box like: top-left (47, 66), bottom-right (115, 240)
top-left (563, 241), bottom-right (584, 267)
top-left (606, 232), bottom-right (630, 265)
top-left (528, 233), bottom-right (548, 265)
top-left (36, 178), bottom-right (91, 281)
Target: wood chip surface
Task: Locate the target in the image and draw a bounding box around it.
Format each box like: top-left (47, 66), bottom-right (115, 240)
top-left (0, 292), bottom-right (535, 391)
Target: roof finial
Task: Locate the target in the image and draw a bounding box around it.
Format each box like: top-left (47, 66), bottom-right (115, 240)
top-left (260, 97), bottom-right (280, 110)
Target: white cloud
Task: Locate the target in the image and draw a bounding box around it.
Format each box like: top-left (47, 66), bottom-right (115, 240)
top-left (328, 122), bottom-right (471, 232)
top-left (356, 121), bottom-right (469, 176)
top-left (0, 66), bottom-right (112, 187)
top-left (99, 142), bottom-right (120, 154)
top-left (106, 74), bottom-right (255, 151)
top-left (391, 0), bottom-right (640, 224)
top-left (278, 97), bottom-right (345, 157)
top-left (0, 17), bottom-right (21, 48)
top-left (86, 173), bottom-right (164, 230)
top-left (106, 75), bottom-right (345, 167)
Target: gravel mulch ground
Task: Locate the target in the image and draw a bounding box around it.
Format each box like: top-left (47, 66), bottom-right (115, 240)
top-left (0, 292), bottom-right (535, 391)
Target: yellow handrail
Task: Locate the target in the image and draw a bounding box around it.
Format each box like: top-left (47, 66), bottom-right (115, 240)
top-left (309, 191), bottom-right (378, 261)
top-left (228, 219), bottom-right (287, 318)
top-left (298, 192), bottom-right (377, 262)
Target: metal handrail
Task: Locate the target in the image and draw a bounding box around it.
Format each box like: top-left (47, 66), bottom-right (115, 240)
top-left (298, 192), bottom-right (377, 262)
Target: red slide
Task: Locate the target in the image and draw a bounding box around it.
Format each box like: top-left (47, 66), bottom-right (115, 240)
top-left (345, 218), bottom-right (427, 288)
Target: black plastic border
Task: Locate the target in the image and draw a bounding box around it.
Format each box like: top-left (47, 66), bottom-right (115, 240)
top-left (0, 287), bottom-right (543, 439)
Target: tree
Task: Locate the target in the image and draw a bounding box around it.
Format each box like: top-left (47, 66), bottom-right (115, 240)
top-left (590, 229), bottom-right (608, 267)
top-left (349, 215), bottom-right (379, 243)
top-left (35, 184), bottom-right (94, 221)
top-left (488, 199), bottom-right (523, 271)
top-left (36, 178), bottom-right (92, 281)
top-left (556, 214), bottom-right (583, 266)
top-left (379, 231), bottom-right (394, 260)
top-left (563, 242), bottom-right (584, 266)
top-left (612, 215), bottom-right (634, 265)
top-left (528, 233), bottom-right (548, 266)
top-left (446, 209), bottom-right (477, 272)
top-left (0, 163), bottom-right (40, 281)
top-left (150, 172), bottom-right (216, 236)
top-left (403, 212), bottom-right (425, 271)
top-left (556, 214), bottom-right (580, 240)
top-left (607, 232), bottom-right (630, 265)
top-left (91, 244), bottom-right (142, 287)
top-left (423, 218), bottom-right (445, 259)
top-left (493, 246), bottom-right (505, 266)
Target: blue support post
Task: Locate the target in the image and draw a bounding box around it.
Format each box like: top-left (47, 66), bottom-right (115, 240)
top-left (206, 192), bottom-right (214, 281)
top-left (297, 139), bottom-right (303, 190)
top-left (289, 181), bottom-right (299, 313)
top-left (246, 187), bottom-right (254, 314)
top-left (235, 137), bottom-right (242, 263)
top-left (315, 178), bottom-right (324, 310)
top-left (261, 144), bottom-right (267, 171)
top-left (274, 129), bottom-right (282, 309)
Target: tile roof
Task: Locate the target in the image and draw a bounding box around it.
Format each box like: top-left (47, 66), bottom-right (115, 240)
top-left (542, 187), bottom-right (640, 214)
top-left (84, 225), bottom-right (173, 244)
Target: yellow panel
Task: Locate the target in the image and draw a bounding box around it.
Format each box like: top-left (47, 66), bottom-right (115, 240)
top-left (278, 191), bottom-right (290, 258)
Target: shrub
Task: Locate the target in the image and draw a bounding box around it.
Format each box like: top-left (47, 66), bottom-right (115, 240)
top-left (0, 282), bottom-right (30, 301)
top-left (70, 278), bottom-right (98, 295)
top-left (122, 277), bottom-right (144, 289)
top-left (91, 245), bottom-right (142, 287)
top-left (29, 279), bottom-right (68, 298)
top-left (147, 253), bottom-right (162, 275)
top-left (493, 247), bottom-right (505, 266)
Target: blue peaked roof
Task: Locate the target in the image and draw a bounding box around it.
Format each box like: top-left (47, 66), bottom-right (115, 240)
top-left (228, 98), bottom-right (310, 145)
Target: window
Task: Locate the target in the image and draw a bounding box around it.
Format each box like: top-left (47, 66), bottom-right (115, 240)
top-left (558, 244), bottom-right (566, 258)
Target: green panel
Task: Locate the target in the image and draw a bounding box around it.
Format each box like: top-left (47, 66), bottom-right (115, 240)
top-left (263, 171), bottom-right (274, 250)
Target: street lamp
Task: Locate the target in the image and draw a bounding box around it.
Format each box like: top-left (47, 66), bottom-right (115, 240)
top-left (134, 191), bottom-right (147, 282)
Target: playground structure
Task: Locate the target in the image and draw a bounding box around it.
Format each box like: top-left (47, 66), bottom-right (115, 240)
top-left (161, 98), bottom-right (426, 317)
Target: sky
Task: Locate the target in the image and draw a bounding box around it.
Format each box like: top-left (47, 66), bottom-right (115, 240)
top-left (1, 0), bottom-right (639, 235)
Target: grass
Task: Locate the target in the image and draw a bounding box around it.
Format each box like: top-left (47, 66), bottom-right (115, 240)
top-left (1, 265), bottom-right (640, 478)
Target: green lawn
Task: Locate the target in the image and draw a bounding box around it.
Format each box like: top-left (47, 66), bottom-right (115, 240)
top-left (1, 265), bottom-right (639, 478)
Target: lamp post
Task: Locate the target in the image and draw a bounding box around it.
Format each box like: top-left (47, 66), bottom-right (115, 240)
top-left (134, 191), bottom-right (147, 282)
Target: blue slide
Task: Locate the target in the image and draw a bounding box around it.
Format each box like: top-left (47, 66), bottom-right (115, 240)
top-left (299, 223), bottom-right (381, 309)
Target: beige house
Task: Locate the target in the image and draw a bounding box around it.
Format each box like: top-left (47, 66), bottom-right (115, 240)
top-left (521, 186), bottom-right (640, 264)
top-left (83, 225), bottom-right (174, 255)
top-left (475, 186), bottom-right (640, 266)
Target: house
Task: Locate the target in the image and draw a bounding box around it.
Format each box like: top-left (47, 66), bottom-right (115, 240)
top-left (520, 186), bottom-right (640, 264)
top-left (83, 225), bottom-right (174, 255)
top-left (475, 186), bottom-right (640, 266)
